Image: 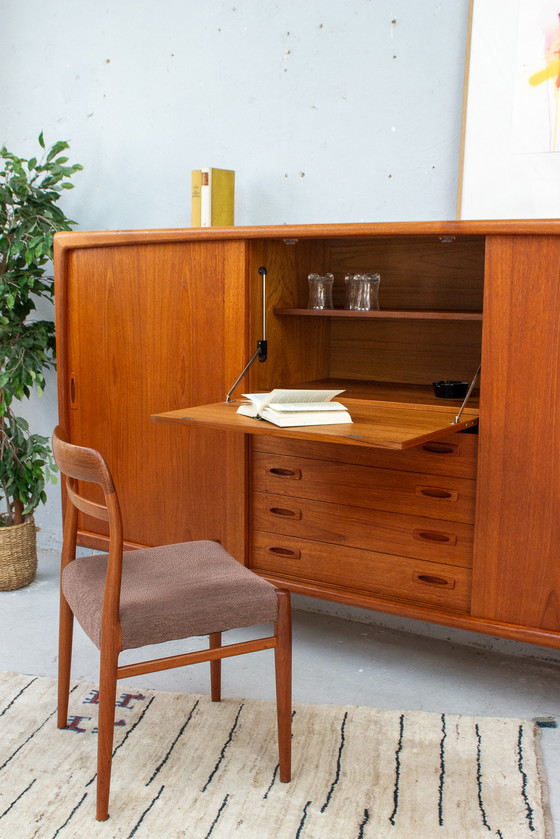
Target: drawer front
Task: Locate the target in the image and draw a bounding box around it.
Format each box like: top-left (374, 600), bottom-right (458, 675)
top-left (251, 532), bottom-right (472, 613)
top-left (252, 492), bottom-right (473, 567)
top-left (252, 452), bottom-right (476, 523)
top-left (252, 431), bottom-right (478, 479)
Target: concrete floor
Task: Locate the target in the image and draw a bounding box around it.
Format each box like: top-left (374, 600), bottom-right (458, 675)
top-left (2, 548), bottom-right (560, 836)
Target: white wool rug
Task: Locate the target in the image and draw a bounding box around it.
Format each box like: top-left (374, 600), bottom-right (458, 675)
top-left (0, 671), bottom-right (552, 839)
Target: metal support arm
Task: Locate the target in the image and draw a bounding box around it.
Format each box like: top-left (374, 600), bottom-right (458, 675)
top-left (225, 267), bottom-right (268, 402)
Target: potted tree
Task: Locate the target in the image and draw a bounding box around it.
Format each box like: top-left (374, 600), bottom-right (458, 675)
top-left (0, 133), bottom-right (82, 589)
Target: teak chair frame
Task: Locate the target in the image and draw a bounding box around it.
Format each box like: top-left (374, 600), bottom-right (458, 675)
top-left (52, 426), bottom-right (291, 821)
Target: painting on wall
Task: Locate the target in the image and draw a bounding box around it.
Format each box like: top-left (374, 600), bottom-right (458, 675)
top-left (458, 0), bottom-right (560, 219)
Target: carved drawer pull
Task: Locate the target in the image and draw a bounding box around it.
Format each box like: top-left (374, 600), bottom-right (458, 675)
top-left (413, 529), bottom-right (457, 546)
top-left (421, 442), bottom-right (457, 455)
top-left (413, 572), bottom-right (456, 589)
top-left (268, 467), bottom-right (302, 479)
top-left (415, 486), bottom-right (459, 502)
top-left (267, 546), bottom-right (301, 559)
top-left (269, 506), bottom-right (302, 520)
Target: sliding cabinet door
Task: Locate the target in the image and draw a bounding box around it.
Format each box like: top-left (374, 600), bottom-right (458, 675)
top-left (472, 235), bottom-right (560, 632)
top-left (56, 238), bottom-right (248, 557)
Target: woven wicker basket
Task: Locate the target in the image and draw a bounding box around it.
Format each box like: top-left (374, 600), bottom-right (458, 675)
top-left (0, 517), bottom-right (37, 591)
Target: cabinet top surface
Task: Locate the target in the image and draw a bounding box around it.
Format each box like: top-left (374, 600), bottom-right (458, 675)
top-left (54, 219), bottom-right (560, 251)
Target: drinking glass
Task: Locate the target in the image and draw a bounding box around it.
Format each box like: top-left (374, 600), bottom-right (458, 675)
top-left (344, 273), bottom-right (380, 310)
top-left (307, 273), bottom-right (334, 309)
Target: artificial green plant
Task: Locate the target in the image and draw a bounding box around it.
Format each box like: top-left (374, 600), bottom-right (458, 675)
top-left (0, 133), bottom-right (82, 526)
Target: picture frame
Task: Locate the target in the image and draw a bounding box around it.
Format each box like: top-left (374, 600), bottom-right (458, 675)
top-left (457, 0), bottom-right (560, 219)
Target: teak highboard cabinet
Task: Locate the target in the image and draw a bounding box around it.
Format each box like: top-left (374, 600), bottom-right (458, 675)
top-left (54, 221), bottom-right (560, 650)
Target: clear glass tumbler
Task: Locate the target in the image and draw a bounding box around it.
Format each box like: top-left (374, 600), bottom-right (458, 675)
top-left (344, 273), bottom-right (380, 310)
top-left (307, 273), bottom-right (334, 309)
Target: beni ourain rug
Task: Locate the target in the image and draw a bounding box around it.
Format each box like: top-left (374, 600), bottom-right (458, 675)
top-left (0, 672), bottom-right (552, 839)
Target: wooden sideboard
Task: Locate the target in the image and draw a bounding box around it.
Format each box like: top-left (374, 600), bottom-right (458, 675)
top-left (54, 221), bottom-right (560, 649)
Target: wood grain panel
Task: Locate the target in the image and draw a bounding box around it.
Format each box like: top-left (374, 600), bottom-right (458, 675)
top-left (56, 240), bottom-right (248, 556)
top-left (252, 452), bottom-right (476, 523)
top-left (252, 431), bottom-right (478, 479)
top-left (326, 236), bottom-right (485, 311)
top-left (252, 491), bottom-right (474, 567)
top-left (251, 532), bottom-right (472, 613)
top-left (330, 319), bottom-right (482, 384)
top-left (472, 236), bottom-right (560, 630)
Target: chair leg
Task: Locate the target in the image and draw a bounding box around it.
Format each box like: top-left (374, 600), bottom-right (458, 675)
top-left (57, 594), bottom-right (74, 729)
top-left (96, 645), bottom-right (119, 821)
top-left (209, 632), bottom-right (222, 702)
top-left (274, 589), bottom-right (292, 783)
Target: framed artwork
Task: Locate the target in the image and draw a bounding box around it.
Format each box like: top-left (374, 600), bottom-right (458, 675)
top-left (458, 0), bottom-right (560, 219)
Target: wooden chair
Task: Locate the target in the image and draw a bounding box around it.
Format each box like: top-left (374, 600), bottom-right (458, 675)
top-left (51, 426), bottom-right (292, 821)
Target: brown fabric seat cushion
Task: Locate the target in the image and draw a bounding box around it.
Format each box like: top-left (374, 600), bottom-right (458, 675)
top-left (62, 541), bottom-right (279, 650)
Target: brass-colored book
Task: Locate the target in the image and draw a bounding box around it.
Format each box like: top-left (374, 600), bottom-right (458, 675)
top-left (191, 168), bottom-right (234, 227)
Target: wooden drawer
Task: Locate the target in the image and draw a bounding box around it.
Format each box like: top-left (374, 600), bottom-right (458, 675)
top-left (252, 431), bottom-right (478, 479)
top-left (252, 491), bottom-right (473, 567)
top-left (251, 532), bottom-right (472, 613)
top-left (252, 452), bottom-right (476, 523)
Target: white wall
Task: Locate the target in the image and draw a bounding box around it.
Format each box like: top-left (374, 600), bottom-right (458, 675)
top-left (2, 2), bottom-right (472, 551)
top-left (2, 0), bottom-right (469, 232)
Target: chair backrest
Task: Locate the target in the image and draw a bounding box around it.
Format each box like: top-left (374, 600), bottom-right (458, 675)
top-left (52, 426), bottom-right (116, 522)
top-left (52, 427), bottom-right (124, 622)
top-left (52, 425), bottom-right (120, 529)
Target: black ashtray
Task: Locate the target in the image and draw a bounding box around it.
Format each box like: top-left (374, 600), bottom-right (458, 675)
top-left (433, 380), bottom-right (469, 399)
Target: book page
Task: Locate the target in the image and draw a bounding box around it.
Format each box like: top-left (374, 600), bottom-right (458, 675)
top-left (238, 389), bottom-right (345, 418)
top-left (269, 389), bottom-right (343, 404)
top-left (264, 402), bottom-right (347, 413)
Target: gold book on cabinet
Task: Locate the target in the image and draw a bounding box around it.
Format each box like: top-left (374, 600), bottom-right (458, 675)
top-left (191, 168), bottom-right (234, 227)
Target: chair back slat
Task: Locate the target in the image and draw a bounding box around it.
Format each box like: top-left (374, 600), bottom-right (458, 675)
top-left (66, 481), bottom-right (110, 522)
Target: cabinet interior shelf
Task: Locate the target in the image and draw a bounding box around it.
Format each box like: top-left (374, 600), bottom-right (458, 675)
top-left (273, 308), bottom-right (483, 321)
top-left (292, 378), bottom-right (480, 410)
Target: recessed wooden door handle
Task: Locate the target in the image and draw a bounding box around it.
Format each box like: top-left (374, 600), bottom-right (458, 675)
top-left (70, 373), bottom-right (78, 409)
top-left (268, 467), bottom-right (302, 479)
top-left (269, 506), bottom-right (302, 520)
top-left (415, 486), bottom-right (459, 502)
top-left (421, 442), bottom-right (457, 455)
top-left (413, 529), bottom-right (457, 545)
top-left (266, 546), bottom-right (301, 559)
top-left (412, 572), bottom-right (455, 589)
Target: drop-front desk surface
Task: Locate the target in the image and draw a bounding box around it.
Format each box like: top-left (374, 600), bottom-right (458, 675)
top-left (151, 398), bottom-right (478, 450)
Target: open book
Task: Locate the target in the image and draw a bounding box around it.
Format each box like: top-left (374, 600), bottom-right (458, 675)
top-left (236, 389), bottom-right (352, 427)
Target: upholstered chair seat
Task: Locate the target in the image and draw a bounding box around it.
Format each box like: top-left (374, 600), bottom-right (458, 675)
top-left (63, 541), bottom-right (279, 650)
